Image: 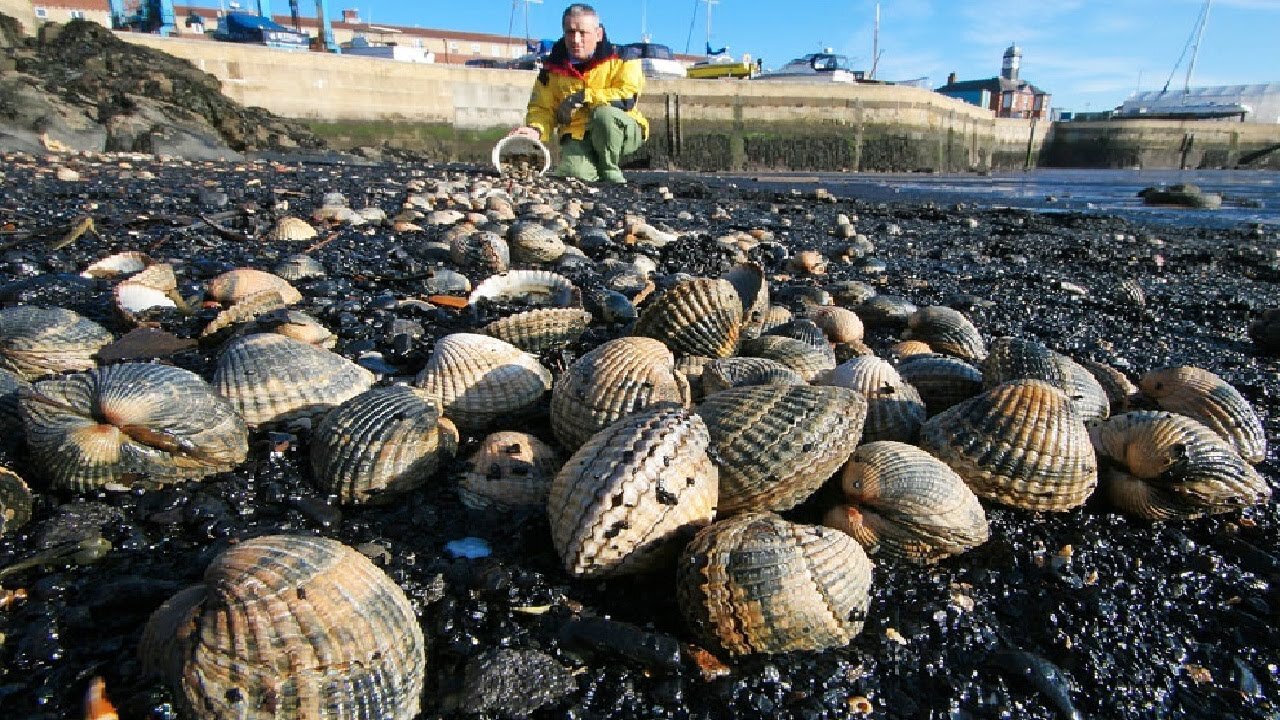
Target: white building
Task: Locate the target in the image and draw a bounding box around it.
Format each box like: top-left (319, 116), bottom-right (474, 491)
top-left (1118, 83), bottom-right (1280, 123)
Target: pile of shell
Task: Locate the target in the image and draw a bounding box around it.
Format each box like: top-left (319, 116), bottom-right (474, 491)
top-left (0, 158), bottom-right (1273, 716)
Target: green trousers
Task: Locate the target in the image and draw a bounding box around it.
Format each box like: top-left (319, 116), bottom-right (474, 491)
top-left (554, 105), bottom-right (644, 184)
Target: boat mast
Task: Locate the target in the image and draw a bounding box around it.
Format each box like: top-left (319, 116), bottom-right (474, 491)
top-left (1184, 0), bottom-right (1211, 98)
top-left (870, 1), bottom-right (879, 79)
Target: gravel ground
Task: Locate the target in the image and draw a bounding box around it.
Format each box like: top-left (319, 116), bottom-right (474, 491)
top-left (0, 153), bottom-right (1276, 720)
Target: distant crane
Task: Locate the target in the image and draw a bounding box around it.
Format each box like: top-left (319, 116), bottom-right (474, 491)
top-left (1160, 0), bottom-right (1212, 103)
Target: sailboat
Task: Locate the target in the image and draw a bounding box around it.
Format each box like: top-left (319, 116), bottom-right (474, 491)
top-left (685, 0), bottom-right (756, 80)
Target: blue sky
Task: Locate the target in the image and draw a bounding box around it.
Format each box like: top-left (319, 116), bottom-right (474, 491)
top-left (215, 0), bottom-right (1280, 112)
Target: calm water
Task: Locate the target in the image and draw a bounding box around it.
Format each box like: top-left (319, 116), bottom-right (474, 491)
top-left (702, 168), bottom-right (1279, 230)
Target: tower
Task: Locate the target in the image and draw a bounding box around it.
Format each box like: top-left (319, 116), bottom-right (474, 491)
top-left (1002, 43), bottom-right (1021, 81)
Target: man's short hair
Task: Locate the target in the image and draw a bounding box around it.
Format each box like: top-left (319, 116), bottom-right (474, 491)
top-left (562, 3), bottom-right (598, 22)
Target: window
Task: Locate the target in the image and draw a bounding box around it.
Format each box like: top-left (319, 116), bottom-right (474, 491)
top-left (512, 46), bottom-right (523, 57)
top-left (471, 43), bottom-right (480, 54)
top-left (492, 44), bottom-right (502, 56)
top-left (448, 41), bottom-right (459, 52)
top-left (33, 7), bottom-right (47, 18)
top-left (69, 10), bottom-right (85, 18)
top-left (1002, 93), bottom-right (1013, 110)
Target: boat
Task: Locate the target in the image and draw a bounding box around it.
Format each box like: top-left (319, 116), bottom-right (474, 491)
top-left (753, 50), bottom-right (865, 83)
top-left (687, 46), bottom-right (756, 80)
top-left (212, 10), bottom-right (309, 50)
top-left (619, 42), bottom-right (687, 79)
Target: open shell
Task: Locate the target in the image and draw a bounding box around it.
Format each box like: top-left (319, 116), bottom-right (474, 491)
top-left (819, 356), bottom-right (927, 444)
top-left (548, 405), bottom-right (718, 578)
top-left (139, 535), bottom-right (426, 720)
top-left (459, 431), bottom-right (562, 511)
top-left (824, 441), bottom-right (988, 564)
top-left (677, 512), bottom-right (873, 656)
top-left (920, 379), bottom-right (1097, 511)
top-left (214, 333), bottom-right (375, 427)
top-left (1138, 366), bottom-right (1265, 464)
top-left (1090, 411), bottom-right (1270, 519)
top-left (82, 251), bottom-right (152, 279)
top-left (698, 385), bottom-right (868, 514)
top-left (311, 385), bottom-right (459, 505)
top-left (903, 306), bottom-right (986, 362)
top-left (206, 268), bottom-right (302, 307)
top-left (550, 337), bottom-right (690, 450)
top-left (0, 306), bottom-right (112, 380)
top-left (632, 278), bottom-right (743, 358)
top-left (721, 262), bottom-right (770, 340)
top-left (414, 333), bottom-right (552, 432)
top-left (468, 270), bottom-right (578, 308)
top-left (21, 363), bottom-right (248, 491)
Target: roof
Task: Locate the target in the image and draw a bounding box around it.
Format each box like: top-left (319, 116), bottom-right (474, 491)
top-left (936, 76), bottom-right (1047, 96)
top-left (1127, 82), bottom-right (1280, 102)
top-left (43, 0), bottom-right (110, 9)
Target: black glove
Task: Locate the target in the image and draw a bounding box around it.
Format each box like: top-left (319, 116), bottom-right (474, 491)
top-left (555, 91), bottom-right (586, 126)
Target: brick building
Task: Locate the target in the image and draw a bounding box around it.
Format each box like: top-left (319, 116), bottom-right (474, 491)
top-left (936, 44), bottom-right (1051, 120)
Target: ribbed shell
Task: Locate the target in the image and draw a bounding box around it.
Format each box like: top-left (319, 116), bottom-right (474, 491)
top-left (741, 335), bottom-right (836, 382)
top-left (22, 363), bottom-right (248, 491)
top-left (982, 338), bottom-right (1108, 422)
top-left (767, 319), bottom-right (831, 350)
top-left (677, 512), bottom-right (873, 656)
top-left (268, 216), bottom-right (318, 242)
top-left (632, 278), bottom-right (743, 358)
top-left (819, 356), bottom-right (926, 444)
top-left (459, 431), bottom-right (562, 511)
top-left (1058, 354), bottom-right (1111, 422)
top-left (139, 535), bottom-right (426, 720)
top-left (897, 354), bottom-right (983, 417)
top-left (311, 385), bottom-right (459, 505)
top-left (1076, 358), bottom-right (1138, 414)
top-left (698, 385), bottom-right (868, 514)
top-left (508, 221), bottom-right (567, 264)
top-left (809, 305), bottom-right (865, 344)
top-left (824, 441), bottom-right (988, 564)
top-left (701, 357), bottom-right (806, 397)
top-left (858, 295), bottom-right (916, 328)
top-left (483, 308), bottom-right (593, 353)
top-left (469, 270), bottom-right (578, 307)
top-left (550, 337), bottom-right (690, 450)
top-left (920, 379), bottom-right (1097, 511)
top-left (721, 262), bottom-right (769, 340)
top-left (0, 367), bottom-right (32, 441)
top-left (1138, 366), bottom-right (1265, 463)
top-left (450, 230), bottom-right (509, 274)
top-left (761, 305), bottom-right (792, 332)
top-left (675, 356), bottom-right (713, 402)
top-left (214, 333), bottom-right (375, 427)
top-left (903, 306), bottom-right (986, 362)
top-left (414, 333), bottom-right (552, 432)
top-left (0, 467), bottom-right (32, 535)
top-left (423, 267), bottom-right (472, 295)
top-left (273, 254), bottom-right (326, 281)
top-left (1089, 410), bottom-right (1271, 520)
top-left (0, 306), bottom-right (112, 380)
top-left (248, 309), bottom-right (336, 349)
top-left (206, 268), bottom-right (302, 306)
top-left (201, 289), bottom-right (293, 340)
top-left (548, 406), bottom-right (718, 578)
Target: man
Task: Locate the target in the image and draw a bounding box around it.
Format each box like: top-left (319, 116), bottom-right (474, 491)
top-left (508, 4), bottom-right (647, 184)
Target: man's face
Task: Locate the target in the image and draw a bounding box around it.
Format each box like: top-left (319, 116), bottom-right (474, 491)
top-left (563, 12), bottom-right (603, 62)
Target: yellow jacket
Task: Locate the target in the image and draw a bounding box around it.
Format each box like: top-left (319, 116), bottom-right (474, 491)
top-left (525, 38), bottom-right (648, 144)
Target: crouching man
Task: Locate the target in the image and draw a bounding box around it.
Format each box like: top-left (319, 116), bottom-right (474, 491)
top-left (507, 3), bottom-right (648, 184)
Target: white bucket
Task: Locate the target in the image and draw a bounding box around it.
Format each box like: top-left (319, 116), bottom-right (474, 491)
top-left (492, 135), bottom-right (552, 176)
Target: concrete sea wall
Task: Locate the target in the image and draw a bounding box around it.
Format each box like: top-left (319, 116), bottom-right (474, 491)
top-left (121, 34), bottom-right (1280, 172)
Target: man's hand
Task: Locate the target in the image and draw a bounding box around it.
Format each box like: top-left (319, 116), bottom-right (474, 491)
top-left (555, 91), bottom-right (586, 125)
top-left (508, 126), bottom-right (542, 141)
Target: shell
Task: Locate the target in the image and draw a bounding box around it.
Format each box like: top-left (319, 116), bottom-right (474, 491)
top-left (508, 221), bottom-right (567, 264)
top-left (200, 289), bottom-right (293, 340)
top-left (311, 385), bottom-right (459, 505)
top-left (896, 353), bottom-right (984, 416)
top-left (698, 385), bottom-right (868, 514)
top-left (548, 406), bottom-right (718, 578)
top-left (808, 305), bottom-right (864, 345)
top-left (675, 355), bottom-right (713, 402)
top-left (1076, 358), bottom-right (1138, 414)
top-left (981, 338), bottom-right (1108, 422)
top-left (273, 254), bottom-right (326, 281)
top-left (414, 333), bottom-right (552, 432)
top-left (721, 262), bottom-right (770, 340)
top-left (1138, 366), bottom-right (1266, 464)
top-left (214, 333), bottom-right (375, 427)
top-left (886, 340), bottom-right (934, 361)
top-left (550, 337), bottom-right (691, 450)
top-left (0, 306), bottom-right (113, 380)
top-left (632, 278), bottom-right (743, 358)
top-left (0, 367), bottom-right (31, 445)
top-left (459, 431), bottom-right (562, 511)
top-left (761, 305), bottom-right (792, 332)
top-left (248, 309), bottom-right (336, 349)
top-left (268, 216), bottom-right (318, 242)
top-left (823, 441), bottom-right (988, 564)
top-left (483, 308), bottom-right (593, 353)
top-left (819, 356), bottom-right (927, 444)
top-left (741, 334), bottom-right (836, 382)
top-left (139, 535), bottom-right (426, 720)
top-left (701, 357), bottom-right (806, 397)
top-left (423, 267), bottom-right (472, 295)
top-left (902, 306), bottom-right (986, 362)
top-left (677, 512), bottom-right (873, 656)
top-left (81, 251), bottom-right (152, 279)
top-left (0, 467), bottom-right (33, 535)
top-left (450, 230), bottom-right (509, 274)
top-left (206, 268), bottom-right (302, 307)
top-left (468, 270), bottom-right (578, 308)
top-left (1089, 410), bottom-right (1271, 519)
top-left (1057, 354), bottom-right (1111, 423)
top-left (21, 363), bottom-right (248, 491)
top-left (766, 319), bottom-right (831, 350)
top-left (920, 379), bottom-right (1098, 511)
top-left (857, 295), bottom-right (917, 328)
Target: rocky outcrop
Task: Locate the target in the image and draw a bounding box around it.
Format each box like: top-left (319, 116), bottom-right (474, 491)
top-left (0, 15), bottom-right (326, 158)
top-left (1138, 183), bottom-right (1223, 209)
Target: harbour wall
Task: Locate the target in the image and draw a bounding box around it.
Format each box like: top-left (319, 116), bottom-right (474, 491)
top-left (120, 34), bottom-right (1280, 172)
